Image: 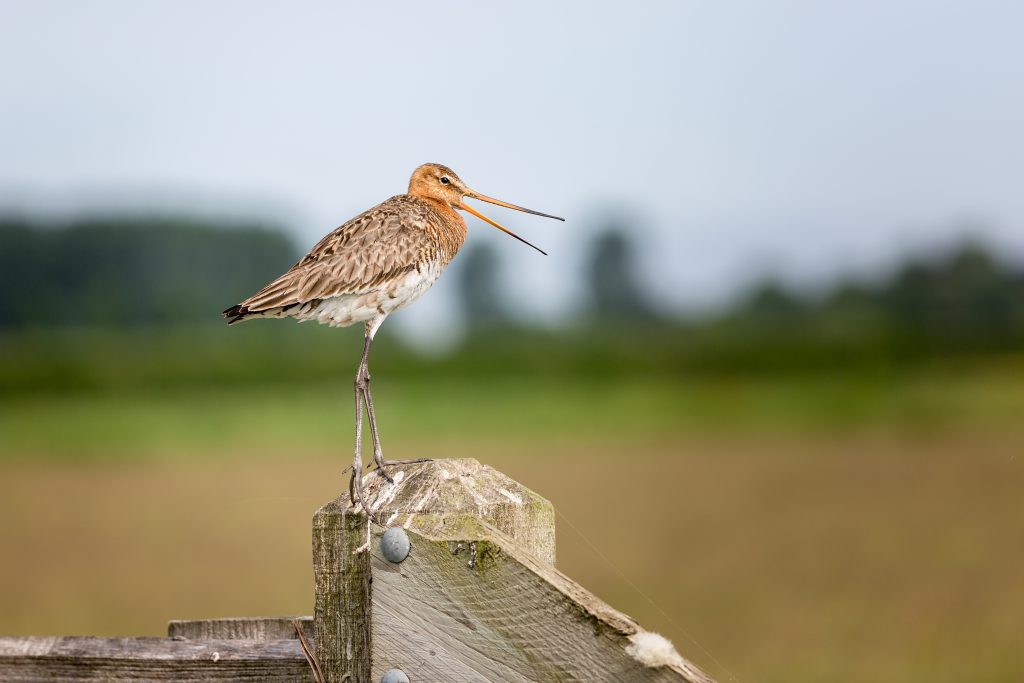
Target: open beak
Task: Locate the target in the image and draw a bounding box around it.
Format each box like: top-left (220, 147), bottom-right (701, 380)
top-left (458, 190), bottom-right (564, 256)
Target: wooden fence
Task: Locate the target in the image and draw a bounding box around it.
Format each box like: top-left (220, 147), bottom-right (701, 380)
top-left (0, 459), bottom-right (714, 682)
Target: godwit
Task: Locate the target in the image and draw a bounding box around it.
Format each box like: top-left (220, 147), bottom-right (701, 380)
top-left (224, 163), bottom-right (563, 522)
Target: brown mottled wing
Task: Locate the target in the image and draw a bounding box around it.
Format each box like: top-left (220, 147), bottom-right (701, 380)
top-left (230, 196), bottom-right (431, 315)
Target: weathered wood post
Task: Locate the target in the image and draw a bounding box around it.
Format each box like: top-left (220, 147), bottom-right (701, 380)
top-left (312, 458), bottom-right (712, 683)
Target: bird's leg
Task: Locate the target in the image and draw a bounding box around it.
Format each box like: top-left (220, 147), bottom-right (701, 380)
top-left (365, 387), bottom-right (432, 469)
top-left (358, 334), bottom-right (432, 478)
top-left (356, 334), bottom-right (393, 485)
top-left (350, 375), bottom-right (368, 510)
top-left (349, 338), bottom-right (382, 525)
top-left (351, 390), bottom-right (384, 527)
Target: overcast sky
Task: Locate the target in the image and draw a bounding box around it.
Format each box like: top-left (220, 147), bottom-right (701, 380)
top-left (2, 1), bottom-right (1022, 337)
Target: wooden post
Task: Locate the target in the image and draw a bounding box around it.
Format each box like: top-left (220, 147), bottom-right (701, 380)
top-left (312, 490), bottom-right (372, 681)
top-left (312, 458), bottom-right (713, 683)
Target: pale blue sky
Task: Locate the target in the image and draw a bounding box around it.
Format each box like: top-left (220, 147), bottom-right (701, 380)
top-left (2, 1), bottom-right (1022, 336)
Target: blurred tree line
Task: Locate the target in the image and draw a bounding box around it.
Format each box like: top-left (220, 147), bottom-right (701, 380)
top-left (459, 222), bottom-right (1024, 355)
top-left (0, 216), bottom-right (298, 327)
top-left (0, 214), bottom-right (1022, 394)
top-left (713, 241), bottom-right (1024, 360)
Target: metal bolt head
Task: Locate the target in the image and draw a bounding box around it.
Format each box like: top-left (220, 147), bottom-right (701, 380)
top-left (381, 668), bottom-right (410, 683)
top-left (381, 527), bottom-right (410, 563)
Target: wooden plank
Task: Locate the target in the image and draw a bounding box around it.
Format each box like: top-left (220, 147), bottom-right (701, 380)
top-left (168, 617), bottom-right (313, 641)
top-left (0, 636), bottom-right (314, 682)
top-left (368, 522), bottom-right (715, 683)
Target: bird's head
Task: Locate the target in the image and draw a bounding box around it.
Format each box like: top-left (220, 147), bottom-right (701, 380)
top-left (408, 163), bottom-right (563, 255)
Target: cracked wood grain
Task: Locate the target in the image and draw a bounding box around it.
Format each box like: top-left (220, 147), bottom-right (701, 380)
top-left (319, 459), bottom-right (713, 683)
top-left (0, 636), bottom-right (314, 682)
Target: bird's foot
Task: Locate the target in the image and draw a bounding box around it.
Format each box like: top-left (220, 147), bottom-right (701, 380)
top-left (370, 457), bottom-right (434, 469)
top-left (369, 457), bottom-right (433, 483)
top-left (371, 455), bottom-right (394, 484)
top-left (347, 468), bottom-right (388, 526)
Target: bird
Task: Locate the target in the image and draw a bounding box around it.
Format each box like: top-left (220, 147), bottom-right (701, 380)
top-left (223, 163), bottom-right (563, 522)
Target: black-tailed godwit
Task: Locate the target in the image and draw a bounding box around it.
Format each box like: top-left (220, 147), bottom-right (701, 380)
top-left (224, 163), bottom-right (563, 521)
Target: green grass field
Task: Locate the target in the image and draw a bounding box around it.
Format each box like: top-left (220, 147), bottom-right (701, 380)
top-left (2, 357), bottom-right (1023, 458)
top-left (1, 366), bottom-right (1022, 682)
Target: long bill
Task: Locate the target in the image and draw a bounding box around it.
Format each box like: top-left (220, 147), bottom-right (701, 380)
top-left (459, 191), bottom-right (564, 256)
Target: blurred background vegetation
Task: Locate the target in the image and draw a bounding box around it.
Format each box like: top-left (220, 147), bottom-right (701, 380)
top-left (3, 214), bottom-right (1023, 393)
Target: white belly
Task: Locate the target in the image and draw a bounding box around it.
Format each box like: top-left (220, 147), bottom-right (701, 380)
top-left (301, 261), bottom-right (446, 328)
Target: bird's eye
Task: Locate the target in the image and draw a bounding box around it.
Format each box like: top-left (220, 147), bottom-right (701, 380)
top-left (440, 176), bottom-right (450, 185)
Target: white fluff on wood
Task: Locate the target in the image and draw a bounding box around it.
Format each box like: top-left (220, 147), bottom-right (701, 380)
top-left (626, 631), bottom-right (685, 669)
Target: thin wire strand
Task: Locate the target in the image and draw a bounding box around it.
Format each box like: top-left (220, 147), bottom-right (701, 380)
top-left (292, 618), bottom-right (326, 683)
top-left (554, 507), bottom-right (741, 683)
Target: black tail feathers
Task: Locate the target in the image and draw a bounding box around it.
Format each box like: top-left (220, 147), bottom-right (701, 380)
top-left (223, 303), bottom-right (248, 325)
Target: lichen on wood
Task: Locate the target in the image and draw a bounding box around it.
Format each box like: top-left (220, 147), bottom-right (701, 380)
top-left (312, 498), bottom-right (371, 683)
